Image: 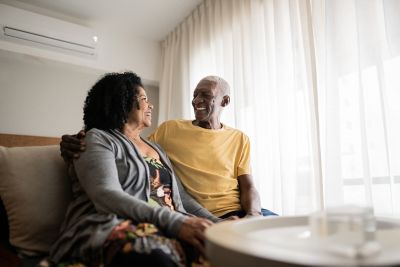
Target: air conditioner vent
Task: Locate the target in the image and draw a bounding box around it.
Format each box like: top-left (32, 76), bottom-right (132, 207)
top-left (0, 4), bottom-right (98, 56)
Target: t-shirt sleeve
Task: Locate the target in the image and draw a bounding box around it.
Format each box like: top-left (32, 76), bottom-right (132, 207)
top-left (237, 134), bottom-right (252, 176)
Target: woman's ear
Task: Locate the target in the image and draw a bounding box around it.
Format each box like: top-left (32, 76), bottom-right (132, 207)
top-left (222, 95), bottom-right (230, 107)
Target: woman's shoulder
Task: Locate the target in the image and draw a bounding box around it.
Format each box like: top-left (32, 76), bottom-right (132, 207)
top-left (85, 128), bottom-right (122, 147)
top-left (86, 128), bottom-right (112, 140)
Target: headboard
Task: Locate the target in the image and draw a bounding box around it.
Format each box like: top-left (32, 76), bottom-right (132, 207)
top-left (0, 133), bottom-right (60, 147)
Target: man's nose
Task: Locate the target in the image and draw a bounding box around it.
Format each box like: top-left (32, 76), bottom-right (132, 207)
top-left (193, 96), bottom-right (202, 104)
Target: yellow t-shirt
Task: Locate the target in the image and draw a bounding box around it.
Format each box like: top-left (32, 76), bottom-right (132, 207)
top-left (148, 120), bottom-right (251, 217)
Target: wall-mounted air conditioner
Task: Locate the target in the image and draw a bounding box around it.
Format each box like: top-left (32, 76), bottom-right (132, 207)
top-left (0, 4), bottom-right (98, 56)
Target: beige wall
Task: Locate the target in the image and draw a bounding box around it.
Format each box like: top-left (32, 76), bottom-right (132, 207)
top-left (0, 2), bottom-right (161, 84)
top-left (0, 50), bottom-right (159, 138)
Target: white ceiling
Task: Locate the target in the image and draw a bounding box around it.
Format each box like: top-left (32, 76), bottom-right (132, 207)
top-left (0, 0), bottom-right (203, 41)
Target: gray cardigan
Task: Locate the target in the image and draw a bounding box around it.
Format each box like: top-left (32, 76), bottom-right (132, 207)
top-left (50, 128), bottom-right (218, 262)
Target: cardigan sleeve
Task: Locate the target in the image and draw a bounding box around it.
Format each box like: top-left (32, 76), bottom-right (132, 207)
top-left (73, 129), bottom-right (187, 237)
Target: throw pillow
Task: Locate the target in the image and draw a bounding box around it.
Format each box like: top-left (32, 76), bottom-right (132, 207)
top-left (0, 145), bottom-right (71, 256)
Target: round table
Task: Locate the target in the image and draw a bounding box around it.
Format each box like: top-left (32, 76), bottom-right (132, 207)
top-left (205, 216), bottom-right (400, 267)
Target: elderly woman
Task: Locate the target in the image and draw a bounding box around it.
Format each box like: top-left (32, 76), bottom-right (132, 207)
top-left (49, 72), bottom-right (219, 267)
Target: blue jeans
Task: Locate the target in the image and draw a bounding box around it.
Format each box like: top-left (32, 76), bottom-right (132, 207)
top-left (220, 208), bottom-right (278, 218)
top-left (261, 208), bottom-right (278, 216)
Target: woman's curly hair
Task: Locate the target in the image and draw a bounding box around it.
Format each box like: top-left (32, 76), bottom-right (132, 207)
top-left (83, 72), bottom-right (143, 131)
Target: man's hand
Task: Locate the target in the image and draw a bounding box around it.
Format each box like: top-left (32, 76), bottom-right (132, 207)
top-left (177, 217), bottom-right (213, 258)
top-left (60, 130), bottom-right (86, 163)
top-left (244, 211), bottom-right (262, 218)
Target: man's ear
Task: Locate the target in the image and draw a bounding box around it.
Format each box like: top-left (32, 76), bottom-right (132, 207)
top-left (222, 95), bottom-right (230, 107)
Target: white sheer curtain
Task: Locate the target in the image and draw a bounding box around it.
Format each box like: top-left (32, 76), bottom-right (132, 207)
top-left (159, 0), bottom-right (400, 216)
top-left (313, 0), bottom-right (400, 216)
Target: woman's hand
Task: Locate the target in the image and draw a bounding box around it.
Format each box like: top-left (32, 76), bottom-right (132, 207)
top-left (177, 217), bottom-right (213, 258)
top-left (60, 130), bottom-right (86, 162)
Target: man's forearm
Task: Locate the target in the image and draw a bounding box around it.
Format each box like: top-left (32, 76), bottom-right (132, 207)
top-left (240, 187), bottom-right (261, 215)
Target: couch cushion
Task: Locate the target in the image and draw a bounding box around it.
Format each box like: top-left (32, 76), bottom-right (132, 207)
top-left (0, 146), bottom-right (71, 256)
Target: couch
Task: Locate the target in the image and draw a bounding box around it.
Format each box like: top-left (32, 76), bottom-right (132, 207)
top-left (0, 134), bottom-right (70, 267)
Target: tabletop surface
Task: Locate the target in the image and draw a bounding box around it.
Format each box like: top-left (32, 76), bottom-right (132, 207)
top-left (205, 215), bottom-right (400, 267)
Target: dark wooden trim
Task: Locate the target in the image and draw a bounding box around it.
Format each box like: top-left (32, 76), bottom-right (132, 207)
top-left (0, 133), bottom-right (60, 147)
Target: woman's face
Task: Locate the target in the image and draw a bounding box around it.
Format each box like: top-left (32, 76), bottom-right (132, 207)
top-left (128, 87), bottom-right (153, 128)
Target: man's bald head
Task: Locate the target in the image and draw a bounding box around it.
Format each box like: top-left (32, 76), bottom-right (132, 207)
top-left (200, 76), bottom-right (230, 97)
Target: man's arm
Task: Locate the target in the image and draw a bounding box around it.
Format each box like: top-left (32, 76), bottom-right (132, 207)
top-left (60, 130), bottom-right (86, 162)
top-left (238, 174), bottom-right (262, 216)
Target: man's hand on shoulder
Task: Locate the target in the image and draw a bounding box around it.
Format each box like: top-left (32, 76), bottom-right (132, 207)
top-left (60, 130), bottom-right (86, 163)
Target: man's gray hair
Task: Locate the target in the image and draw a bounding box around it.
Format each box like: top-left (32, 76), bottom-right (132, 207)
top-left (202, 75), bottom-right (230, 96)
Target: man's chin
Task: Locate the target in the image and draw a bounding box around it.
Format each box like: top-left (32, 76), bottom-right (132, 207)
top-left (194, 115), bottom-right (206, 122)
top-left (194, 111), bottom-right (208, 120)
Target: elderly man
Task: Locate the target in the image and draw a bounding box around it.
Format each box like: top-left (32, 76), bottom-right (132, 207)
top-left (61, 76), bottom-right (275, 218)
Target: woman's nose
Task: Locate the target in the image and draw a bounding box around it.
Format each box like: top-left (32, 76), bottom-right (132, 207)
top-left (148, 102), bottom-right (154, 109)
